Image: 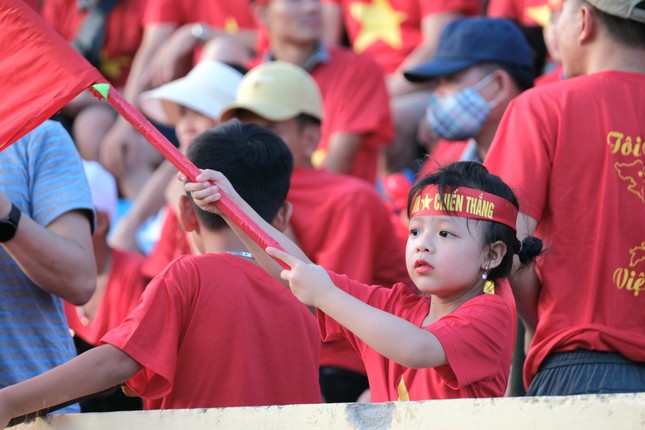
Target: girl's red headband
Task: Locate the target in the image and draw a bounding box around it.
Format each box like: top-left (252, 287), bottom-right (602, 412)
top-left (410, 185), bottom-right (518, 230)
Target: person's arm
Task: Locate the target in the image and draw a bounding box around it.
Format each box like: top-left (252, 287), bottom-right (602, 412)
top-left (0, 345), bottom-right (142, 428)
top-left (109, 160), bottom-right (176, 252)
top-left (509, 213), bottom-right (541, 331)
top-left (184, 170), bottom-right (447, 369)
top-left (0, 195), bottom-right (95, 306)
top-left (267, 247), bottom-right (448, 369)
top-left (100, 24), bottom-right (175, 178)
top-left (148, 24), bottom-right (258, 87)
top-left (182, 169), bottom-right (310, 284)
top-left (322, 132), bottom-right (362, 175)
top-left (388, 12), bottom-right (462, 97)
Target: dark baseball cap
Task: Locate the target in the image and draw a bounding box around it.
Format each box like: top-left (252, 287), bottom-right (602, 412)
top-left (404, 17), bottom-right (535, 88)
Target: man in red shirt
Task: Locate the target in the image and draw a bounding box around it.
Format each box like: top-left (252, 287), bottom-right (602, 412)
top-left (0, 122), bottom-right (321, 422)
top-left (246, 0), bottom-right (393, 184)
top-left (220, 61), bottom-right (410, 402)
top-left (320, 0), bottom-right (481, 174)
top-left (485, 0), bottom-right (645, 395)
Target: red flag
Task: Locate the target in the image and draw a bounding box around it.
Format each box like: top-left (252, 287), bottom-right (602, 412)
top-left (0, 0), bottom-right (105, 150)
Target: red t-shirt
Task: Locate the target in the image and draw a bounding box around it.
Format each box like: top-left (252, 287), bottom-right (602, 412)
top-left (311, 46), bottom-right (393, 183)
top-left (103, 254), bottom-right (321, 409)
top-left (289, 167), bottom-right (410, 373)
top-left (144, 0), bottom-right (259, 61)
top-left (487, 0), bottom-right (552, 27)
top-left (141, 205), bottom-right (192, 280)
top-left (318, 272), bottom-right (516, 401)
top-left (417, 139), bottom-right (469, 178)
top-left (484, 71), bottom-right (645, 388)
top-left (323, 0), bottom-right (480, 74)
top-left (65, 248), bottom-right (147, 346)
top-left (143, 0), bottom-right (256, 29)
top-left (42, 0), bottom-right (146, 88)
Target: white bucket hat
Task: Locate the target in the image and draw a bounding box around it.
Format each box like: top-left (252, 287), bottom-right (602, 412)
top-left (139, 60), bottom-right (244, 126)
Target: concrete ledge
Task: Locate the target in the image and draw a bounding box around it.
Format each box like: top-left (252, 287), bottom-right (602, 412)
top-left (13, 393), bottom-right (645, 430)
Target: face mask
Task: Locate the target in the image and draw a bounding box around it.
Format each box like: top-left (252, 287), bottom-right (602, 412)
top-left (426, 74), bottom-right (497, 141)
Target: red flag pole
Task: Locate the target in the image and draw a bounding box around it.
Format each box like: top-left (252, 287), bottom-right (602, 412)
top-left (90, 83), bottom-right (288, 267)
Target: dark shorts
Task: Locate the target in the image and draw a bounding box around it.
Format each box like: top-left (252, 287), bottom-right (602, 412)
top-left (527, 349), bottom-right (645, 396)
top-left (319, 366), bottom-right (369, 403)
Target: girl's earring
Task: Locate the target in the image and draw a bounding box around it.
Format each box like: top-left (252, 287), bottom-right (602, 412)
top-left (482, 263), bottom-right (494, 294)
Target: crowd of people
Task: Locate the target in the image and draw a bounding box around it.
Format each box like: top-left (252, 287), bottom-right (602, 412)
top-left (0, 0), bottom-right (644, 425)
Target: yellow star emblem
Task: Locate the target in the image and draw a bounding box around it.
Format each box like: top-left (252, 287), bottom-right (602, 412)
top-left (421, 193), bottom-right (432, 210)
top-left (349, 0), bottom-right (407, 52)
top-left (525, 5), bottom-right (552, 28)
top-left (225, 16), bottom-right (239, 34)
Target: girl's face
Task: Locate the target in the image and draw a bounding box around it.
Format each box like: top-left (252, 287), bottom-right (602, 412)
top-left (406, 215), bottom-right (487, 300)
top-left (175, 106), bottom-right (218, 151)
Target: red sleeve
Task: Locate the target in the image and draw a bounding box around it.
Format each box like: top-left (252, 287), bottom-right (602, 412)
top-left (421, 0), bottom-right (482, 17)
top-left (486, 0), bottom-right (522, 19)
top-left (143, 0), bottom-right (183, 26)
top-left (427, 293), bottom-right (516, 389)
top-left (484, 90), bottom-right (557, 221)
top-left (101, 257), bottom-right (196, 399)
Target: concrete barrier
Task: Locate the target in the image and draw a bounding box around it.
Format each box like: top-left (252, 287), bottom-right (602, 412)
top-left (13, 393), bottom-right (645, 430)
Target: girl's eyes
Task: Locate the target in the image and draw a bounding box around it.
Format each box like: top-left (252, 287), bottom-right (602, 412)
top-left (439, 230), bottom-right (455, 238)
top-left (409, 228), bottom-right (420, 237)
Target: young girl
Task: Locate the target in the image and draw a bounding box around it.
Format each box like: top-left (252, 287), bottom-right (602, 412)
top-left (184, 161), bottom-right (543, 401)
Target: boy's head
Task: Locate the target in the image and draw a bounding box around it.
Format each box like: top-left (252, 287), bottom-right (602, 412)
top-left (220, 61), bottom-right (323, 166)
top-left (184, 120), bottom-right (294, 232)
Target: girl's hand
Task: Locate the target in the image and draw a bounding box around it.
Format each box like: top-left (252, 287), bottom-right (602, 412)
top-left (180, 169), bottom-right (236, 215)
top-left (266, 247), bottom-right (335, 307)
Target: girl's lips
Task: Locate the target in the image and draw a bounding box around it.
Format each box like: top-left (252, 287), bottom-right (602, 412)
top-left (414, 259), bottom-right (432, 275)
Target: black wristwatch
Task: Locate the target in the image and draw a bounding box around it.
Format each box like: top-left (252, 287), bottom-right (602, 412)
top-left (0, 203), bottom-right (21, 242)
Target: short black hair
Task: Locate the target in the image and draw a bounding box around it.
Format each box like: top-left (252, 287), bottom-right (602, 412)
top-left (409, 162), bottom-right (542, 281)
top-left (186, 120), bottom-right (294, 231)
top-left (584, 0), bottom-right (645, 49)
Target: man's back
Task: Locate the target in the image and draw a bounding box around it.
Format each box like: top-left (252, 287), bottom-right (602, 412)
top-left (485, 71), bottom-right (645, 387)
top-left (103, 253), bottom-right (321, 409)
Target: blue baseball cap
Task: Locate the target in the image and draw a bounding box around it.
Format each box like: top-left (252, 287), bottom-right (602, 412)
top-left (404, 17), bottom-right (535, 88)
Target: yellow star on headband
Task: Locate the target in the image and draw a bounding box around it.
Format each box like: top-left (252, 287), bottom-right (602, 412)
top-left (421, 193), bottom-right (432, 210)
top-left (349, 0), bottom-right (407, 52)
top-left (525, 5), bottom-right (552, 28)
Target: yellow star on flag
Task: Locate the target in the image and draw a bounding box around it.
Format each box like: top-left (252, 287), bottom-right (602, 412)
top-left (525, 5), bottom-right (552, 28)
top-left (349, 0), bottom-right (407, 52)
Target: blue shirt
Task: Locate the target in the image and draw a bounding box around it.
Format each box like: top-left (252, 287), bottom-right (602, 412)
top-left (0, 121), bottom-right (93, 413)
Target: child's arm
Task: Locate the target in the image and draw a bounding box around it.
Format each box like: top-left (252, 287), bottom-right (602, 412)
top-left (183, 170), bottom-right (448, 369)
top-left (267, 247), bottom-right (449, 370)
top-left (182, 169), bottom-right (312, 285)
top-left (0, 345), bottom-right (142, 427)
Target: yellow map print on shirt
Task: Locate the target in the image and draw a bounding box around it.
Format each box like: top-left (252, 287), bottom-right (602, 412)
top-left (615, 160), bottom-right (645, 203)
top-left (630, 243), bottom-right (645, 268)
top-left (350, 0), bottom-right (406, 52)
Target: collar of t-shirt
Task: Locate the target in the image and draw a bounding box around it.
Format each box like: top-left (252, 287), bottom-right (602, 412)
top-left (460, 139), bottom-right (482, 164)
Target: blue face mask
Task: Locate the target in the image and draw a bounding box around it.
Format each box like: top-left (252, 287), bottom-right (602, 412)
top-left (426, 74), bottom-right (497, 141)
